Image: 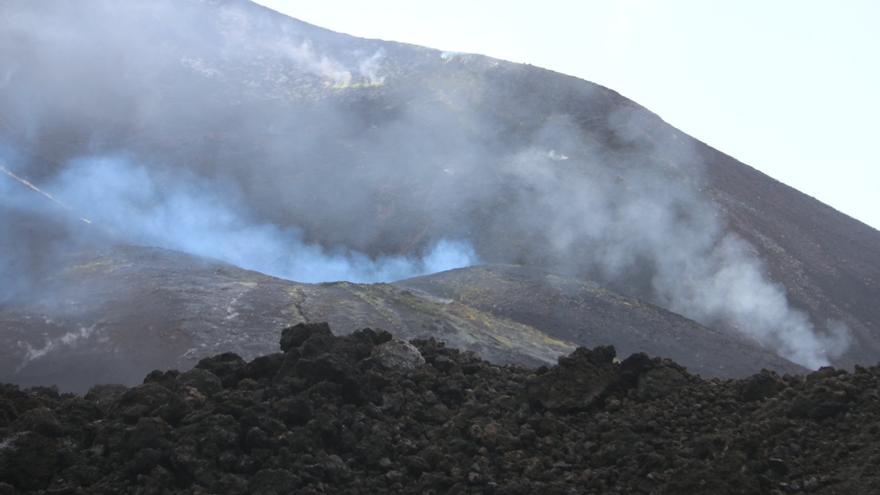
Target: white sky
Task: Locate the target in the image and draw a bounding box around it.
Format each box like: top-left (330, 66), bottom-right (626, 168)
top-left (255, 0), bottom-right (880, 230)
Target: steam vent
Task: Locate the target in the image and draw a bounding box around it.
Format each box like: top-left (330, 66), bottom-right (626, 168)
top-left (2, 0), bottom-right (879, 493)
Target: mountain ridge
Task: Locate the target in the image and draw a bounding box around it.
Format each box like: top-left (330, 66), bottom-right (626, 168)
top-left (0, 245), bottom-right (804, 391)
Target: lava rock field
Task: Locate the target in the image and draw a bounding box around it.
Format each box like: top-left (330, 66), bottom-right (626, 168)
top-left (1, 322), bottom-right (878, 494)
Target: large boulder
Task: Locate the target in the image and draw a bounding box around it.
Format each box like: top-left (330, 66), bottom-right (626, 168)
top-left (371, 340), bottom-right (426, 370)
top-left (738, 370), bottom-right (787, 402)
top-left (280, 322), bottom-right (333, 353)
top-left (524, 346), bottom-right (618, 413)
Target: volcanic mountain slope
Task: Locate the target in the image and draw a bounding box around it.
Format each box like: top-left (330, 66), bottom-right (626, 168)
top-left (1, 0), bottom-right (878, 372)
top-left (399, 265), bottom-right (804, 378)
top-left (0, 245), bottom-right (802, 392)
top-left (0, 245), bottom-right (568, 392)
top-left (705, 152), bottom-right (880, 366)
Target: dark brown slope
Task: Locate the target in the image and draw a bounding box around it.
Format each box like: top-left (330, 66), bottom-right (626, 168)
top-left (0, 246), bottom-right (801, 392)
top-left (464, 59), bottom-right (880, 367)
top-left (399, 265), bottom-right (804, 378)
top-left (702, 144), bottom-right (880, 367)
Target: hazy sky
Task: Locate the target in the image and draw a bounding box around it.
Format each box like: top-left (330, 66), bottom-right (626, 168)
top-left (255, 0), bottom-right (879, 230)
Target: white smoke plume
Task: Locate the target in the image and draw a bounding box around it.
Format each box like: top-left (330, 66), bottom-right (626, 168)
top-left (500, 116), bottom-right (849, 368)
top-left (277, 40), bottom-right (353, 86)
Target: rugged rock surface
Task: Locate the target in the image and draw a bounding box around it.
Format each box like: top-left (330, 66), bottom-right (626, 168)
top-left (1, 323), bottom-right (878, 494)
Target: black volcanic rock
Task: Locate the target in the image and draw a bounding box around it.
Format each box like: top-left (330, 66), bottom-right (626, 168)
top-left (280, 322), bottom-right (333, 352)
top-left (1, 324), bottom-right (879, 494)
top-left (195, 353), bottom-right (247, 387)
top-left (524, 346), bottom-right (619, 412)
top-left (370, 339), bottom-right (426, 370)
top-left (738, 370), bottom-right (787, 402)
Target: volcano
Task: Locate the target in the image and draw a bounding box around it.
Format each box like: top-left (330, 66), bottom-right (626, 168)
top-left (0, 0), bottom-right (878, 390)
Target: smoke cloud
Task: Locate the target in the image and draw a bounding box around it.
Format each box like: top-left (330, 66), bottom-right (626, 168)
top-left (0, 0), bottom-right (847, 368)
top-left (4, 155), bottom-right (476, 284)
top-left (495, 114), bottom-right (849, 368)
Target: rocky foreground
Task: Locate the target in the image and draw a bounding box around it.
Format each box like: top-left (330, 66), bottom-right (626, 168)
top-left (1, 323), bottom-right (878, 494)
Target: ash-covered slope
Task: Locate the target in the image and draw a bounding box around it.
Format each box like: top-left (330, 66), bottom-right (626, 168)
top-left (1, 324), bottom-right (878, 494)
top-left (705, 151), bottom-right (880, 367)
top-left (399, 265), bottom-right (804, 378)
top-left (1, 0), bottom-right (878, 371)
top-left (0, 246), bottom-right (570, 392)
top-left (0, 246), bottom-right (801, 392)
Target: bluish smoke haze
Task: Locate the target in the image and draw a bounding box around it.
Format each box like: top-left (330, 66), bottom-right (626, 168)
top-left (45, 155), bottom-right (477, 283)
